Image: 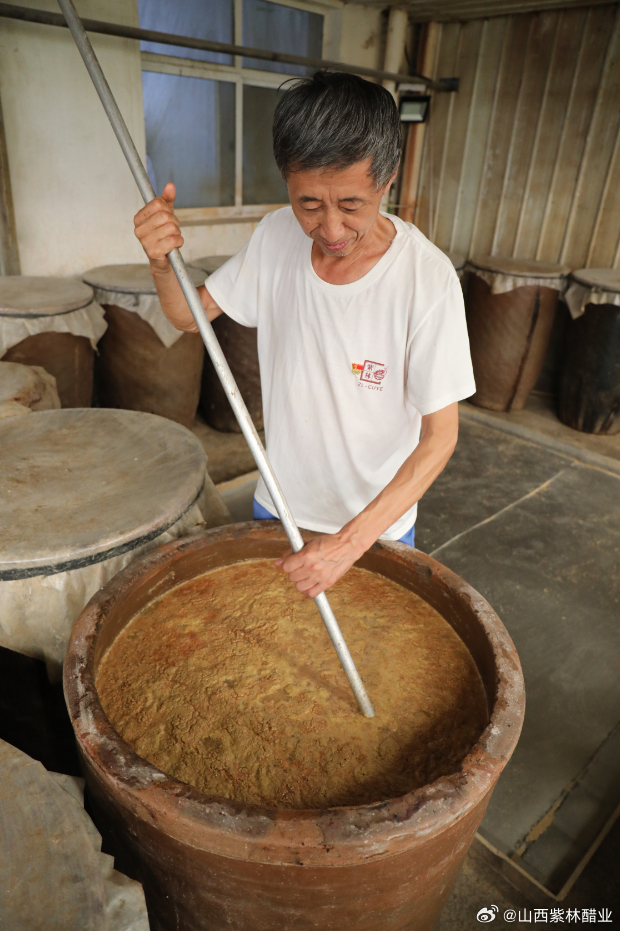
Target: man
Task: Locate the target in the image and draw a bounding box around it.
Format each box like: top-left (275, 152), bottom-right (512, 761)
top-left (134, 71), bottom-right (475, 599)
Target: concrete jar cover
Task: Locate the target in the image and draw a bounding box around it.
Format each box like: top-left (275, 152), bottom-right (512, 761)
top-left (0, 408), bottom-right (207, 683)
top-left (64, 523), bottom-right (525, 931)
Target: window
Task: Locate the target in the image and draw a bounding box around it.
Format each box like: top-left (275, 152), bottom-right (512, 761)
top-left (143, 73), bottom-right (236, 207)
top-left (242, 0), bottom-right (323, 75)
top-left (138, 0), bottom-right (234, 65)
top-left (139, 0), bottom-right (336, 216)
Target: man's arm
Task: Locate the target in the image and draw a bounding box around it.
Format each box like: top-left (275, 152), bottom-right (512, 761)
top-left (277, 403), bottom-right (459, 597)
top-left (134, 181), bottom-right (223, 330)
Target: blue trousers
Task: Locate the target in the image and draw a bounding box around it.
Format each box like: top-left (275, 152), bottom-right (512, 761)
top-left (252, 498), bottom-right (415, 548)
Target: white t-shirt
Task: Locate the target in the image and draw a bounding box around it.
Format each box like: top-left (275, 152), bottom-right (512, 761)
top-left (206, 207), bottom-right (475, 540)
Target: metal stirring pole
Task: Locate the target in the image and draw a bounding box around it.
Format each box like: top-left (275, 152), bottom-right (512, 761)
top-left (57, 0), bottom-right (374, 717)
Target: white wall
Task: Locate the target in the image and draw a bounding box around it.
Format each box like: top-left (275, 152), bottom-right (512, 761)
top-left (180, 221), bottom-right (264, 263)
top-left (339, 4), bottom-right (385, 73)
top-left (0, 0), bottom-right (389, 275)
top-left (0, 0), bottom-right (146, 276)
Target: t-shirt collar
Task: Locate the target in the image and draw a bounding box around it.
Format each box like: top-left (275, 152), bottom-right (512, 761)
top-left (303, 212), bottom-right (406, 295)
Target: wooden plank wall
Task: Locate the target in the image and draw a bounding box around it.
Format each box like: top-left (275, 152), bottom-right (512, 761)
top-left (413, 4), bottom-right (620, 269)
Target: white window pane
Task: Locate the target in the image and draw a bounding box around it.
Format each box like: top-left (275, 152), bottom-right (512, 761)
top-left (138, 0), bottom-right (234, 66)
top-left (242, 85), bottom-right (288, 205)
top-left (143, 72), bottom-right (235, 208)
top-left (242, 0), bottom-right (323, 75)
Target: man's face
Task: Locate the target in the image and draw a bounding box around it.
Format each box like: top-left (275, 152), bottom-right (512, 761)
top-left (287, 158), bottom-right (393, 258)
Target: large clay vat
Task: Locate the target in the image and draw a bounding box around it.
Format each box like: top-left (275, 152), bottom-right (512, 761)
top-left (4, 332), bottom-right (94, 408)
top-left (465, 256), bottom-right (569, 412)
top-left (0, 276), bottom-right (103, 408)
top-left (83, 264), bottom-right (205, 429)
top-left (64, 523), bottom-right (524, 931)
top-left (191, 256), bottom-right (263, 433)
top-left (95, 304), bottom-right (204, 429)
top-left (558, 269), bottom-right (620, 435)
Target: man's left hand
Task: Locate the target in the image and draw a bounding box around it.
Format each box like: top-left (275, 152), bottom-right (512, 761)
top-left (276, 534), bottom-right (362, 598)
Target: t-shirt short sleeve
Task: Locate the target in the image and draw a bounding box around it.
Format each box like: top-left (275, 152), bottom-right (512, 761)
top-left (204, 217), bottom-right (270, 327)
top-left (405, 272), bottom-right (476, 416)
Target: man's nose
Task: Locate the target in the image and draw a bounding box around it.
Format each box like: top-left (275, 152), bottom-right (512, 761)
top-left (320, 209), bottom-right (346, 242)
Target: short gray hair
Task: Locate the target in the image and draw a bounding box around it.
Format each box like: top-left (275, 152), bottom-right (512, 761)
top-left (272, 71), bottom-right (402, 189)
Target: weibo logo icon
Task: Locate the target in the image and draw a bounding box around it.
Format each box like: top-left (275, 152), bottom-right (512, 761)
top-left (477, 906), bottom-right (498, 922)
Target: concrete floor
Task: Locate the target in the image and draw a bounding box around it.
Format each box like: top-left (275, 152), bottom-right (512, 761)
top-left (418, 415), bottom-right (620, 859)
top-left (470, 392), bottom-right (620, 466)
top-left (438, 820), bottom-right (620, 929)
top-left (418, 415), bottom-right (620, 927)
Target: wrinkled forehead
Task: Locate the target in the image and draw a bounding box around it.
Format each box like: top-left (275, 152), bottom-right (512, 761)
top-left (286, 158), bottom-right (379, 202)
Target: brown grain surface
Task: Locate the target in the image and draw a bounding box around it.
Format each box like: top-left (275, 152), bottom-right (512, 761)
top-left (97, 559), bottom-right (488, 810)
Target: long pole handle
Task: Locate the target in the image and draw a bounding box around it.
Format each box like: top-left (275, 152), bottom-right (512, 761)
top-left (57, 0), bottom-right (374, 718)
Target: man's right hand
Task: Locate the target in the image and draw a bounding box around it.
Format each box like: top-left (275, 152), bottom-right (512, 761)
top-left (134, 182), bottom-right (184, 274)
top-left (132, 180), bottom-right (223, 332)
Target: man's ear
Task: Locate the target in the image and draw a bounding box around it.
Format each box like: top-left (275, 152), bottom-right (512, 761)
top-left (382, 168), bottom-right (399, 194)
top-left (388, 168), bottom-right (399, 189)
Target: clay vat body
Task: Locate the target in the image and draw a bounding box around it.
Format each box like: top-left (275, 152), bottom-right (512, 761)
top-left (64, 523), bottom-right (525, 931)
top-left (0, 276), bottom-right (99, 408)
top-left (190, 255), bottom-right (263, 433)
top-left (466, 274), bottom-right (559, 412)
top-left (200, 313), bottom-right (263, 433)
top-left (4, 332), bottom-right (93, 408)
top-left (96, 305), bottom-right (204, 429)
top-left (558, 302), bottom-right (620, 435)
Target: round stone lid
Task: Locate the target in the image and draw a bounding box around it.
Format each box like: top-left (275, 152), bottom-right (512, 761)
top-left (446, 252), bottom-right (466, 272)
top-left (468, 255), bottom-right (571, 278)
top-left (571, 268), bottom-right (620, 293)
top-left (0, 740), bottom-right (107, 930)
top-left (0, 277), bottom-right (94, 318)
top-left (0, 409), bottom-right (206, 579)
top-left (83, 263), bottom-right (205, 294)
top-left (190, 255), bottom-right (232, 276)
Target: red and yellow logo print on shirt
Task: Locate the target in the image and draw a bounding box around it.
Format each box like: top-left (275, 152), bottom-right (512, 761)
top-left (352, 360), bottom-right (388, 390)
